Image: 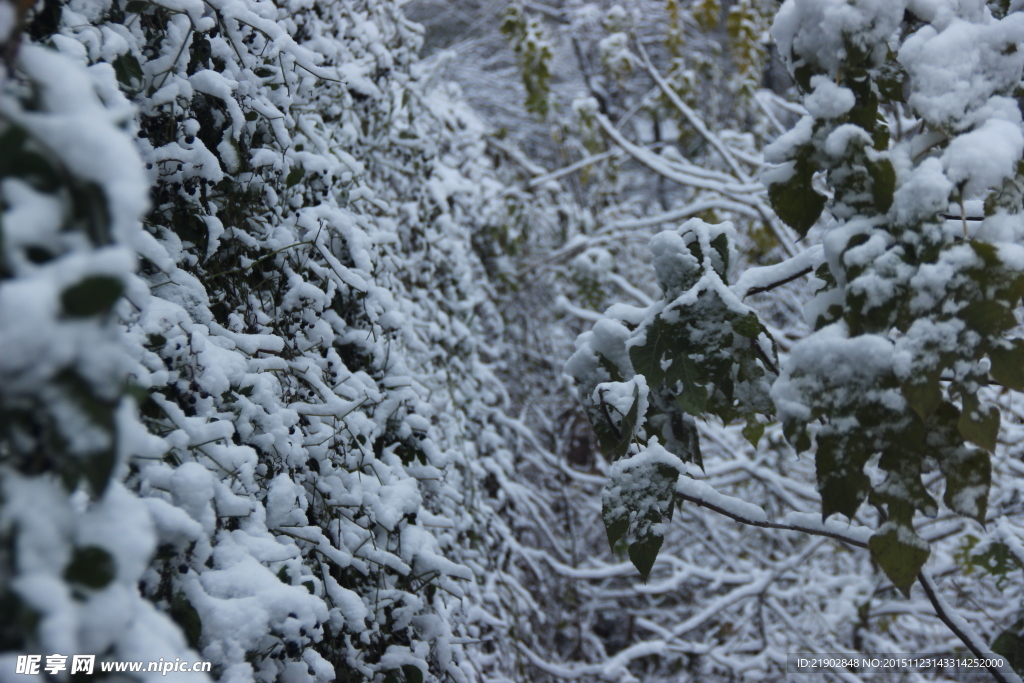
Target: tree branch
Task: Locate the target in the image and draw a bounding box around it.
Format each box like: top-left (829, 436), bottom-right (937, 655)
top-left (744, 266), bottom-right (813, 298)
top-left (635, 39), bottom-right (751, 182)
top-left (676, 479), bottom-right (1021, 683)
top-left (918, 570), bottom-right (1022, 683)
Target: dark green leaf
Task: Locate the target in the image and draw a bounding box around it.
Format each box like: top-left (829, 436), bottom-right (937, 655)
top-left (113, 54), bottom-right (143, 91)
top-left (674, 381), bottom-right (707, 416)
top-left (83, 448), bottom-right (117, 497)
top-left (960, 300), bottom-right (1016, 336)
top-left (940, 447), bottom-right (991, 522)
top-left (742, 416), bottom-right (765, 449)
top-left (868, 524), bottom-right (929, 597)
top-left (901, 372), bottom-right (942, 420)
top-left (663, 411), bottom-right (703, 470)
top-left (286, 167), bottom-right (304, 188)
top-left (957, 397), bottom-right (1000, 452)
top-left (603, 460), bottom-right (680, 579)
top-left (989, 339), bottom-right (1024, 390)
top-left (629, 316), bottom-right (676, 387)
top-left (593, 385), bottom-right (640, 460)
top-left (816, 434), bottom-right (869, 520)
top-left (875, 448), bottom-right (937, 518)
top-left (784, 420), bottom-right (811, 453)
top-left (401, 665), bottom-right (424, 683)
top-left (868, 158), bottom-right (896, 213)
top-left (628, 531), bottom-right (665, 582)
top-left (992, 619), bottom-right (1024, 675)
top-left (732, 312), bottom-right (761, 339)
top-left (767, 160), bottom-right (827, 237)
top-left (170, 593), bottom-right (203, 649)
top-left (970, 541), bottom-right (1021, 579)
top-left (602, 505), bottom-right (629, 552)
top-left (61, 276), bottom-right (123, 317)
top-left (709, 232), bottom-right (730, 277)
top-left (64, 546), bottom-right (116, 589)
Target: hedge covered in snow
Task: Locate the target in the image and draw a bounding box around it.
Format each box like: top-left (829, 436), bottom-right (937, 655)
top-left (0, 0), bottom-right (539, 681)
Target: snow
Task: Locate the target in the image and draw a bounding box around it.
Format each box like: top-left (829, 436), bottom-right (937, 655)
top-left (804, 77), bottom-right (855, 120)
top-left (899, 13), bottom-right (1024, 129)
top-left (890, 157), bottom-right (953, 226)
top-left (772, 322), bottom-right (900, 424)
top-left (592, 375), bottom-right (650, 433)
top-left (676, 470), bottom-right (769, 525)
top-left (824, 124), bottom-right (872, 159)
top-left (943, 116), bottom-right (1024, 197)
top-left (772, 0), bottom-right (904, 77)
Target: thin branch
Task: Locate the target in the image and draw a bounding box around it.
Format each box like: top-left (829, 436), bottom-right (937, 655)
top-left (593, 112), bottom-right (799, 258)
top-left (635, 39), bottom-right (751, 182)
top-left (527, 149), bottom-right (620, 188)
top-left (677, 481), bottom-right (1021, 683)
top-left (744, 266), bottom-right (813, 298)
top-left (918, 570), bottom-right (1022, 683)
top-left (673, 488), bottom-right (869, 549)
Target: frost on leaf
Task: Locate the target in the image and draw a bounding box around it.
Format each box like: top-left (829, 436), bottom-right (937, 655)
top-left (602, 441), bottom-right (683, 580)
top-left (569, 219), bottom-right (777, 577)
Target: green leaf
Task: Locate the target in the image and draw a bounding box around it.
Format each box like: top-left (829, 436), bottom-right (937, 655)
top-left (989, 339), bottom-right (1024, 390)
top-left (868, 523), bottom-right (929, 597)
top-left (593, 385), bottom-right (641, 460)
top-left (742, 416), bottom-right (765, 449)
top-left (993, 619), bottom-right (1024, 675)
top-left (815, 434), bottom-right (869, 520)
top-left (83, 448), bottom-right (117, 497)
top-left (628, 531), bottom-right (665, 582)
top-left (113, 54), bottom-right (144, 91)
top-left (960, 300), bottom-right (1017, 336)
top-left (602, 503), bottom-right (629, 552)
top-left (784, 419), bottom-right (811, 453)
top-left (674, 380), bottom-right (708, 416)
top-left (957, 396), bottom-right (1000, 452)
top-left (64, 546), bottom-right (116, 589)
top-left (876, 447), bottom-right (937, 518)
top-left (286, 166), bottom-right (304, 188)
top-left (61, 276), bottom-right (123, 317)
top-left (663, 411), bottom-right (703, 470)
top-left (629, 316), bottom-right (676, 387)
top-left (970, 541), bottom-right (1021, 579)
top-left (709, 231), bottom-right (731, 276)
top-left (939, 447), bottom-right (991, 522)
top-left (732, 312), bottom-right (761, 339)
top-left (401, 665), bottom-right (424, 683)
top-left (170, 593), bottom-right (203, 649)
top-left (767, 160), bottom-right (827, 237)
top-left (868, 158), bottom-right (896, 213)
top-left (602, 460), bottom-right (680, 579)
top-left (875, 49), bottom-right (906, 103)
top-left (901, 372), bottom-right (942, 420)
